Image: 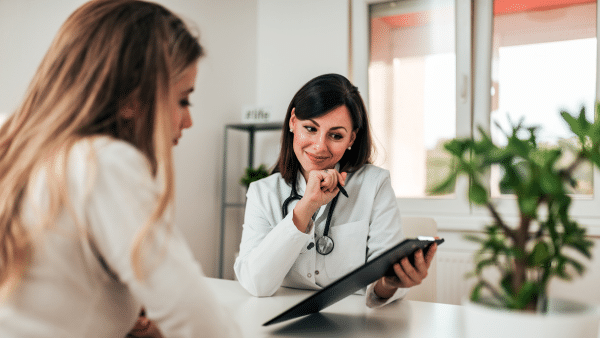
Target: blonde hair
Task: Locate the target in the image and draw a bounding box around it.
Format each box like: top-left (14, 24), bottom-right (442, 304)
top-left (0, 0), bottom-right (203, 296)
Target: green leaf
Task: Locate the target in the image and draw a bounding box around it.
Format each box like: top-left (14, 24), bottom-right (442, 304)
top-left (500, 273), bottom-right (513, 296)
top-left (240, 164), bottom-right (270, 188)
top-left (518, 195), bottom-right (538, 217)
top-left (589, 152), bottom-right (600, 169)
top-left (561, 111), bottom-right (582, 136)
top-left (464, 234), bottom-right (485, 244)
top-left (563, 256), bottom-right (586, 276)
top-left (470, 282), bottom-right (485, 303)
top-left (431, 171), bottom-right (458, 195)
top-left (444, 139), bottom-right (472, 157)
top-left (588, 118), bottom-right (600, 144)
top-left (568, 238), bottom-right (594, 259)
top-left (539, 170), bottom-right (562, 195)
top-left (578, 106), bottom-right (591, 133)
top-left (514, 281), bottom-right (540, 310)
top-left (475, 258), bottom-right (497, 274)
top-left (529, 242), bottom-right (550, 266)
top-left (469, 182), bottom-right (488, 205)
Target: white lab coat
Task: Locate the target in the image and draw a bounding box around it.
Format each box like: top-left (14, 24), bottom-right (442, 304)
top-left (234, 164), bottom-right (408, 307)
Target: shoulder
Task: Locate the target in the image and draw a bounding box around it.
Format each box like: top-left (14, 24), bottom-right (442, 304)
top-left (248, 172), bottom-right (287, 195)
top-left (350, 164), bottom-right (390, 183)
top-left (70, 136), bottom-right (151, 173)
top-left (68, 137), bottom-right (155, 192)
top-left (245, 172), bottom-right (293, 211)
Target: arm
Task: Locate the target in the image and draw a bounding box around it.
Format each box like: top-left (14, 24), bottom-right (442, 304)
top-left (364, 169), bottom-right (437, 307)
top-left (234, 179), bottom-right (313, 297)
top-left (362, 169), bottom-right (408, 307)
top-left (86, 141), bottom-right (239, 338)
top-left (234, 170), bottom-right (344, 296)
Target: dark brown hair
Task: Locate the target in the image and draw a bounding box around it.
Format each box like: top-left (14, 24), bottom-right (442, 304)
top-left (273, 73), bottom-right (373, 184)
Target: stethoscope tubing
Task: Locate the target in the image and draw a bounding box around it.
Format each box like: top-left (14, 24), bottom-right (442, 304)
top-left (281, 175), bottom-right (340, 255)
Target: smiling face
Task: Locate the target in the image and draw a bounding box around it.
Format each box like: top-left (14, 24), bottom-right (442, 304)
top-left (170, 62), bottom-right (198, 146)
top-left (289, 105), bottom-right (357, 179)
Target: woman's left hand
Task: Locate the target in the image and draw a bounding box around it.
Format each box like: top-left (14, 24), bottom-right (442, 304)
top-left (373, 241), bottom-right (438, 299)
top-left (126, 315), bottom-right (163, 338)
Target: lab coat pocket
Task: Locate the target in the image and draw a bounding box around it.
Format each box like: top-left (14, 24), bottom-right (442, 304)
top-left (324, 219), bottom-right (369, 280)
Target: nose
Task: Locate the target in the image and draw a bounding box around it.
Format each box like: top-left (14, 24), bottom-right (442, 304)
top-left (181, 111), bottom-right (193, 130)
top-left (313, 132), bottom-right (327, 151)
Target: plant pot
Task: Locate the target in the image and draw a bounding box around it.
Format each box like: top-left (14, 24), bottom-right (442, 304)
top-left (463, 298), bottom-right (600, 338)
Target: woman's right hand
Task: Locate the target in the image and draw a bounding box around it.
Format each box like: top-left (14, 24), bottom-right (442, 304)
top-left (292, 169), bottom-right (346, 232)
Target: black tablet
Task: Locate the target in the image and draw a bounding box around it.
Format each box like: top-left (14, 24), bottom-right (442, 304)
top-left (263, 237), bottom-right (444, 326)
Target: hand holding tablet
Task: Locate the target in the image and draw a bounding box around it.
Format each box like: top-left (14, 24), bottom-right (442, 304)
top-left (263, 237), bottom-right (444, 326)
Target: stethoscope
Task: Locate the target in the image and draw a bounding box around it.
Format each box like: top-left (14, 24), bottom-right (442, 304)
top-left (281, 175), bottom-right (340, 255)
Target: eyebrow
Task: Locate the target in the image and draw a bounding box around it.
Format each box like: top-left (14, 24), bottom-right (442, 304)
top-left (181, 87), bottom-right (194, 95)
top-left (307, 118), bottom-right (348, 132)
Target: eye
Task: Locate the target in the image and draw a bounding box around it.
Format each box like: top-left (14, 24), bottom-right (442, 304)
top-left (304, 126), bottom-right (317, 132)
top-left (330, 133), bottom-right (343, 140)
top-left (179, 99), bottom-right (191, 108)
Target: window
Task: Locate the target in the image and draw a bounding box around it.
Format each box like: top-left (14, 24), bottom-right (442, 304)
top-left (490, 0), bottom-right (597, 197)
top-left (353, 0), bottom-right (472, 215)
top-left (353, 0), bottom-right (599, 223)
top-left (369, 0), bottom-right (457, 198)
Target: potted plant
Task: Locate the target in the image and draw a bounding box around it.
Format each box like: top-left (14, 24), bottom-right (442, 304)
top-left (240, 164), bottom-right (270, 189)
top-left (434, 105), bottom-right (600, 338)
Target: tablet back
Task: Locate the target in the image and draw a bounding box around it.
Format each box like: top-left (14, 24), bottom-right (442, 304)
top-left (263, 237), bottom-right (444, 326)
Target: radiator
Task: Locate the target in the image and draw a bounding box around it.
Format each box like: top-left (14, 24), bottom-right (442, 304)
top-left (437, 251), bottom-right (476, 305)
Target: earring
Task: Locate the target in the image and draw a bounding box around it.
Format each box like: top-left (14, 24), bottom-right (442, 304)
top-left (347, 146), bottom-right (351, 150)
top-left (290, 128), bottom-right (293, 133)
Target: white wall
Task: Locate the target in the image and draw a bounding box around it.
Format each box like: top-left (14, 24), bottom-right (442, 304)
top-left (0, 0), bottom-right (258, 278)
top-left (257, 0), bottom-right (350, 121)
top-left (250, 0), bottom-right (351, 196)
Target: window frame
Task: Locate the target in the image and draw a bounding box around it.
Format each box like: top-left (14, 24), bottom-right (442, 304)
top-left (351, 0), bottom-right (472, 217)
top-left (352, 0), bottom-right (600, 235)
top-left (472, 1), bottom-right (600, 228)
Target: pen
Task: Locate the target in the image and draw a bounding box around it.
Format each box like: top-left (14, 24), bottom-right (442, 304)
top-left (338, 183), bottom-right (348, 198)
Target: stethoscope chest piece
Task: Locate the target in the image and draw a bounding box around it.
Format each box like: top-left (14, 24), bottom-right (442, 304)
top-left (316, 235), bottom-right (334, 255)
top-left (282, 174), bottom-right (342, 256)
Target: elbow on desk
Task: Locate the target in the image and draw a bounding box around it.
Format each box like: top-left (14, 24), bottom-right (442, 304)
top-left (236, 276), bottom-right (278, 297)
top-left (233, 261), bottom-right (278, 297)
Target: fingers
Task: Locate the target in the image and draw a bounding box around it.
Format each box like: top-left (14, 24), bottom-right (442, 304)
top-left (307, 169), bottom-right (345, 194)
top-left (133, 316), bottom-right (151, 330)
top-left (374, 245), bottom-right (438, 298)
top-left (424, 243), bottom-right (437, 266)
top-left (318, 169), bottom-right (340, 193)
top-left (399, 256), bottom-right (421, 286)
top-left (339, 171), bottom-right (347, 186)
top-left (129, 316), bottom-right (152, 336)
top-left (387, 249), bottom-right (433, 289)
top-left (301, 169), bottom-right (347, 213)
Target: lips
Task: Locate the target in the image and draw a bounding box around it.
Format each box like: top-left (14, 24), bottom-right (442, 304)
top-left (305, 152), bottom-right (330, 163)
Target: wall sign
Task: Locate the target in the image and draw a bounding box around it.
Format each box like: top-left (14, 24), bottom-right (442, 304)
top-left (241, 106), bottom-right (272, 123)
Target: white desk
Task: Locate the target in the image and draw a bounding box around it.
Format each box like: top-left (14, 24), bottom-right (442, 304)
top-left (206, 278), bottom-right (463, 337)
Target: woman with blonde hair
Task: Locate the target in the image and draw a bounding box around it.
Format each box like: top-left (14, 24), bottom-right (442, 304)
top-left (0, 1), bottom-right (239, 337)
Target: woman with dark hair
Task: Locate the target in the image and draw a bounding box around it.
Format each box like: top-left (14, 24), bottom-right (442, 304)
top-left (0, 1), bottom-right (238, 336)
top-left (234, 73), bottom-right (437, 307)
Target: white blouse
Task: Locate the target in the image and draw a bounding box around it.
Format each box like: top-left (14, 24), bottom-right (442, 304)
top-left (0, 137), bottom-right (239, 338)
top-left (234, 164), bottom-right (408, 307)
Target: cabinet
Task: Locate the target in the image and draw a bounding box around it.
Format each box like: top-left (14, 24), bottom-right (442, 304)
top-left (219, 122), bottom-right (283, 278)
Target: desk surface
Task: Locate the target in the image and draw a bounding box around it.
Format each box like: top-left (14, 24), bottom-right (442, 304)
top-left (206, 278), bottom-right (464, 338)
